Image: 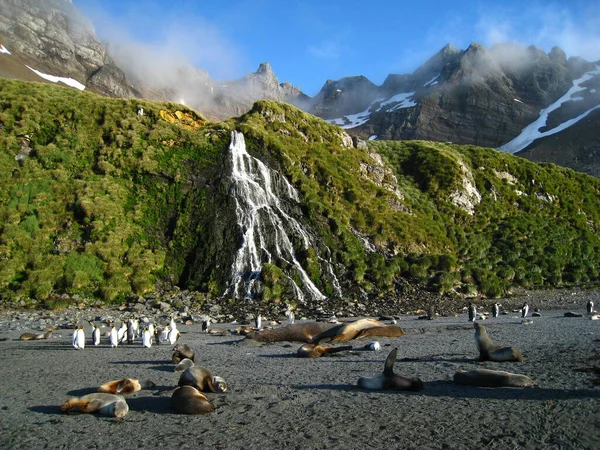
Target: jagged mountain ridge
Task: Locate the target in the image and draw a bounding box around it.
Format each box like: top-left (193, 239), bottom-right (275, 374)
top-left (1, 0), bottom-right (599, 178)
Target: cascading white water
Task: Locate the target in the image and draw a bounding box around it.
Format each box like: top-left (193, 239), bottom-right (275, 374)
top-left (226, 131), bottom-right (327, 301)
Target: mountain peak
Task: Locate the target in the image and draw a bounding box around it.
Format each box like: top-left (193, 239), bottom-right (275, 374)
top-left (256, 62), bottom-right (274, 75)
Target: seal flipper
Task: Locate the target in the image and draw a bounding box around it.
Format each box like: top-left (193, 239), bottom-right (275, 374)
top-left (383, 348), bottom-right (399, 375)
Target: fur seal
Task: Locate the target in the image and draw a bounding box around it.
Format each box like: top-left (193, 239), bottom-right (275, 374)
top-left (61, 393), bottom-right (129, 418)
top-left (357, 348), bottom-right (424, 391)
top-left (179, 367), bottom-right (228, 393)
top-left (246, 322), bottom-right (336, 343)
top-left (312, 318), bottom-right (404, 344)
top-left (19, 331), bottom-right (52, 341)
top-left (174, 358), bottom-right (195, 372)
top-left (473, 322), bottom-right (523, 362)
top-left (171, 385), bottom-right (214, 414)
top-left (172, 343), bottom-right (195, 364)
top-left (453, 368), bottom-right (535, 388)
top-left (98, 378), bottom-right (156, 394)
top-left (296, 343), bottom-right (353, 358)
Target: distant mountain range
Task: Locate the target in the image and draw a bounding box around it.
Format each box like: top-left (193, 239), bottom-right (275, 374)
top-left (1, 0), bottom-right (599, 177)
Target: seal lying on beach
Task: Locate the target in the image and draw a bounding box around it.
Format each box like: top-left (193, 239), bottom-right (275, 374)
top-left (296, 343), bottom-right (353, 358)
top-left (246, 322), bottom-right (336, 343)
top-left (474, 323), bottom-right (523, 362)
top-left (60, 393), bottom-right (129, 418)
top-left (178, 367), bottom-right (228, 393)
top-left (312, 318), bottom-right (405, 344)
top-left (171, 385), bottom-right (215, 414)
top-left (357, 348), bottom-right (424, 391)
top-left (453, 368), bottom-right (535, 387)
top-left (172, 343), bottom-right (195, 364)
top-left (174, 358), bottom-right (195, 372)
top-left (19, 331), bottom-right (52, 341)
top-left (98, 378), bottom-right (155, 394)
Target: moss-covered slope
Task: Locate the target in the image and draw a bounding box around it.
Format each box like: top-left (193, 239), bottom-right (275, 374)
top-left (0, 79), bottom-right (599, 308)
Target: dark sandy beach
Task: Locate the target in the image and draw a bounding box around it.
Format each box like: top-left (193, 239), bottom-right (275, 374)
top-left (0, 292), bottom-right (599, 450)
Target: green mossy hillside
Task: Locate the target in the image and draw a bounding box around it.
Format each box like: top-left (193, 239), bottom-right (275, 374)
top-left (0, 79), bottom-right (599, 307)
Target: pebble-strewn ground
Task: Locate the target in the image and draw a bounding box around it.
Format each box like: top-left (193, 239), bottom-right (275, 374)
top-left (0, 289), bottom-right (598, 450)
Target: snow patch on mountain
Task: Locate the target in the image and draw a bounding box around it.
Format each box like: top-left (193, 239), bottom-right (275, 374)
top-left (499, 65), bottom-right (600, 154)
top-left (0, 44), bottom-right (10, 55)
top-left (26, 65), bottom-right (85, 91)
top-left (328, 92), bottom-right (417, 129)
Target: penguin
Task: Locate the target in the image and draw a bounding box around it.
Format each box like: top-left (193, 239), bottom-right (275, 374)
top-left (201, 319), bottom-right (211, 333)
top-left (468, 303), bottom-right (477, 322)
top-left (109, 323), bottom-right (119, 348)
top-left (148, 322), bottom-right (155, 338)
top-left (521, 303), bottom-right (529, 318)
top-left (168, 326), bottom-right (181, 345)
top-left (88, 321), bottom-right (101, 346)
top-left (587, 300), bottom-right (595, 314)
top-left (131, 318), bottom-right (140, 339)
top-left (126, 318), bottom-right (135, 344)
top-left (141, 326), bottom-right (152, 348)
top-left (159, 325), bottom-right (170, 344)
top-left (491, 303), bottom-right (500, 318)
top-left (169, 316), bottom-right (177, 332)
top-left (73, 325), bottom-right (85, 350)
top-left (117, 321), bottom-right (127, 343)
top-left (255, 314), bottom-right (262, 330)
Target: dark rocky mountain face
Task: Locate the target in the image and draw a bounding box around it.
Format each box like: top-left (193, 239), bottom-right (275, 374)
top-left (0, 0), bottom-right (138, 98)
top-left (308, 43), bottom-right (600, 177)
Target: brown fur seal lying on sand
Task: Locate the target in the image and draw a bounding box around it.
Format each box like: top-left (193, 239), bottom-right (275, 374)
top-left (246, 322), bottom-right (336, 343)
top-left (357, 348), bottom-right (424, 391)
top-left (98, 378), bottom-right (156, 394)
top-left (296, 343), bottom-right (353, 358)
top-left (171, 385), bottom-right (215, 414)
top-left (61, 393), bottom-right (129, 418)
top-left (179, 367), bottom-right (228, 393)
top-left (172, 343), bottom-right (195, 364)
top-left (312, 318), bottom-right (405, 344)
top-left (453, 368), bottom-right (535, 387)
top-left (474, 323), bottom-right (523, 362)
top-left (19, 331), bottom-right (53, 341)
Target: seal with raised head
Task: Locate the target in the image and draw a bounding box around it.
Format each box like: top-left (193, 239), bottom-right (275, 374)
top-left (19, 331), bottom-right (52, 341)
top-left (246, 322), bottom-right (336, 343)
top-left (98, 378), bottom-right (156, 394)
top-left (453, 368), bottom-right (535, 388)
top-left (61, 393), bottom-right (129, 418)
top-left (172, 343), bottom-right (195, 364)
top-left (312, 318), bottom-right (404, 344)
top-left (296, 343), bottom-right (353, 358)
top-left (179, 367), bottom-right (227, 393)
top-left (473, 322), bottom-right (523, 362)
top-left (171, 385), bottom-right (215, 414)
top-left (357, 348), bottom-right (424, 391)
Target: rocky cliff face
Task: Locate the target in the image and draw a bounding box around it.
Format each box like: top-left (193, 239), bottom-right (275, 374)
top-left (309, 43), bottom-right (600, 164)
top-left (0, 0), bottom-right (137, 98)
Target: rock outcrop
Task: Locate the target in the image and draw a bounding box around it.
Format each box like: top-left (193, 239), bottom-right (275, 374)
top-left (0, 0), bottom-right (137, 98)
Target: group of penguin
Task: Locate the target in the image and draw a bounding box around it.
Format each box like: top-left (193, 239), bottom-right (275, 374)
top-left (467, 302), bottom-right (532, 322)
top-left (70, 316), bottom-right (200, 350)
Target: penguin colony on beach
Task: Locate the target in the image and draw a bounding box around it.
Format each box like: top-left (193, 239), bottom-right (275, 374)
top-left (36, 297), bottom-right (592, 418)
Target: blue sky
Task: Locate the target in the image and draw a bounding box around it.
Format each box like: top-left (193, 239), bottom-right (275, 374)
top-left (75, 0), bottom-right (600, 96)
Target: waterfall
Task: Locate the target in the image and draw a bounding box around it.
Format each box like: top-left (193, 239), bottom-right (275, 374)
top-left (226, 131), bottom-right (327, 301)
